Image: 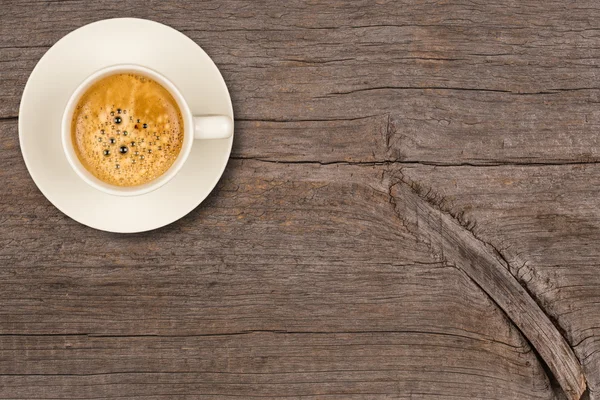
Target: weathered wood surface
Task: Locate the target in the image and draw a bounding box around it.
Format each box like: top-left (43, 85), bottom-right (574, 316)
top-left (2, 0), bottom-right (600, 399)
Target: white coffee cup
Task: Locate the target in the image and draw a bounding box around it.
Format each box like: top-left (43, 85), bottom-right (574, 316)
top-left (61, 64), bottom-right (233, 197)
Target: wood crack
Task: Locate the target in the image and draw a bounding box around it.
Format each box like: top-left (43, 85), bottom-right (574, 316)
top-left (0, 329), bottom-right (524, 348)
top-left (230, 156), bottom-right (600, 168)
top-left (387, 173), bottom-right (587, 400)
top-left (234, 116), bottom-right (382, 123)
top-left (315, 86), bottom-right (564, 98)
top-left (487, 241), bottom-right (572, 342)
top-left (385, 113), bottom-right (391, 151)
top-left (88, 329), bottom-right (402, 338)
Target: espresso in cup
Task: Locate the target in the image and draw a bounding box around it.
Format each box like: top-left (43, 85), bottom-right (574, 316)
top-left (71, 73), bottom-right (184, 186)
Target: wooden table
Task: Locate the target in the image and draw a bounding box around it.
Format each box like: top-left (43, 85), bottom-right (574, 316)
top-left (1, 1), bottom-right (599, 399)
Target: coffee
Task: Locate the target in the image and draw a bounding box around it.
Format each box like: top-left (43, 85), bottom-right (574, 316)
top-left (71, 73), bottom-right (184, 187)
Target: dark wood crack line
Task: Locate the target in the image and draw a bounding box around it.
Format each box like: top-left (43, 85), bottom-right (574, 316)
top-left (385, 113), bottom-right (391, 151)
top-left (387, 175), bottom-right (587, 400)
top-left (315, 86), bottom-right (570, 98)
top-left (230, 156), bottom-right (600, 168)
top-left (0, 330), bottom-right (523, 349)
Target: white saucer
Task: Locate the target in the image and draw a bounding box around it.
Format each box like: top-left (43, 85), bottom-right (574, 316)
top-left (19, 18), bottom-right (234, 233)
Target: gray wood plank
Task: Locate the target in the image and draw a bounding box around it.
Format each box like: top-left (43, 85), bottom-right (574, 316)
top-left (2, 0), bottom-right (600, 398)
top-left (0, 114), bottom-right (554, 397)
top-left (3, 1), bottom-right (600, 165)
top-left (0, 333), bottom-right (551, 399)
top-left (0, 148), bottom-right (555, 398)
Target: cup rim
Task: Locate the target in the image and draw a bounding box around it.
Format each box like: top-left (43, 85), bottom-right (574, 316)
top-left (61, 63), bottom-right (194, 197)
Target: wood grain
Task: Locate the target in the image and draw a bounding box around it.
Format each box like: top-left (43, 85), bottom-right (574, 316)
top-left (388, 174), bottom-right (586, 399)
top-left (0, 333), bottom-right (551, 399)
top-left (0, 148), bottom-right (555, 399)
top-left (2, 0), bottom-right (600, 398)
top-left (402, 164), bottom-right (600, 398)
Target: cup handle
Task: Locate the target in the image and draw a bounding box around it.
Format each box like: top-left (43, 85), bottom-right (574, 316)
top-left (193, 115), bottom-right (233, 139)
